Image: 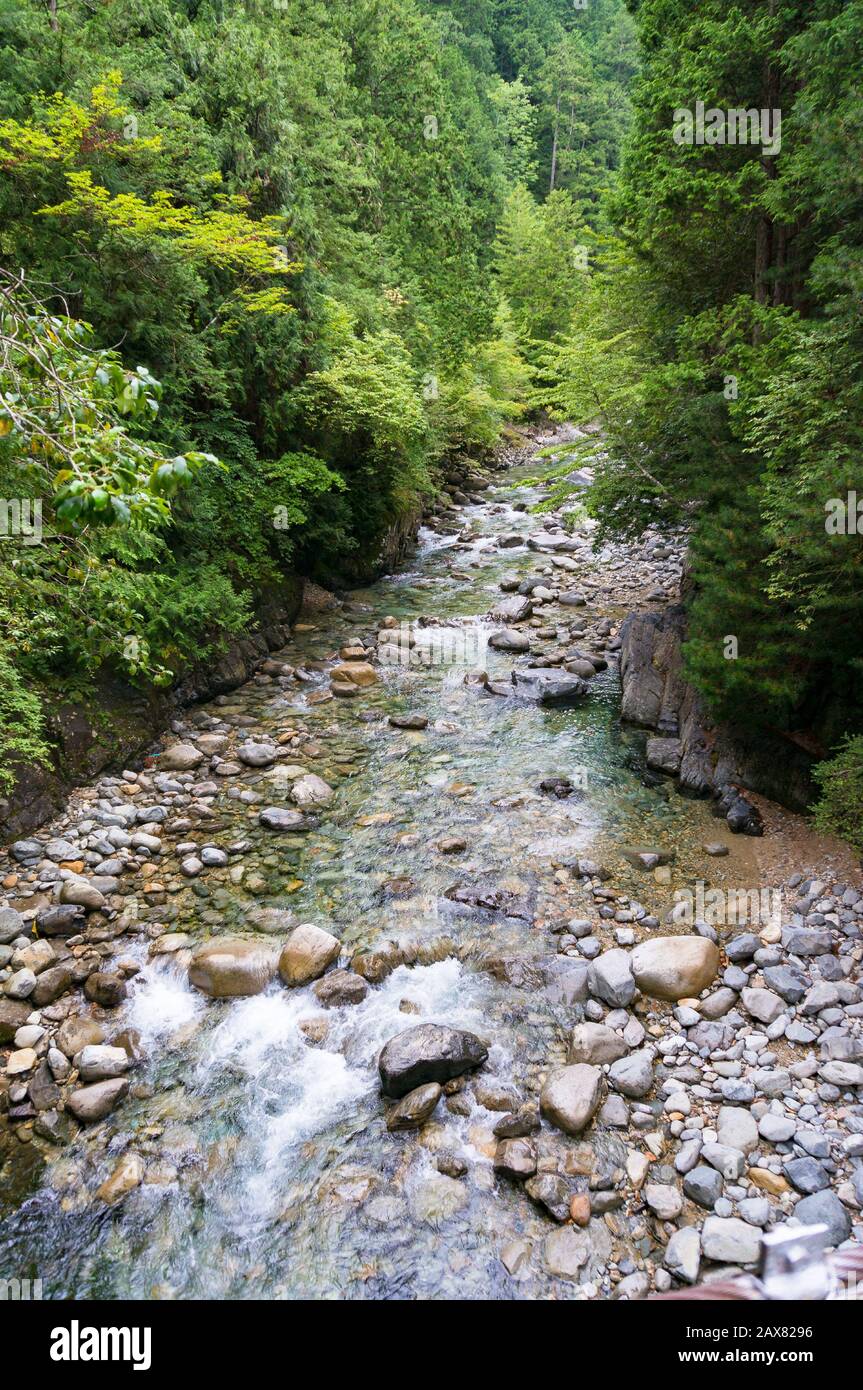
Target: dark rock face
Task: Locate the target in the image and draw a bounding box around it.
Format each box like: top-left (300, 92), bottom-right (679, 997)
top-left (619, 604), bottom-right (816, 815)
top-left (378, 1023), bottom-right (488, 1098)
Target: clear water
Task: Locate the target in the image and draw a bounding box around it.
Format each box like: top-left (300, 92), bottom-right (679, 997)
top-left (0, 453), bottom-right (753, 1299)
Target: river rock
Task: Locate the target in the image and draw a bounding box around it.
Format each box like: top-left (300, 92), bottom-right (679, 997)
top-left (84, 972), bottom-right (128, 1008)
top-left (159, 743), bottom-right (204, 771)
top-left (701, 1216), bottom-right (761, 1265)
top-left (665, 1226), bottom-right (701, 1284)
top-left (741, 987), bottom-right (785, 1025)
top-left (492, 595), bottom-right (533, 623)
top-left (588, 948), bottom-right (635, 1007)
top-left (544, 1225), bottom-right (591, 1278)
top-left (540, 1064), bottom-right (603, 1135)
top-left (630, 936), bottom-right (719, 1001)
top-left (568, 1022), bottom-right (628, 1065)
top-left (792, 1191), bottom-right (852, 1247)
top-left (385, 1082), bottom-right (442, 1131)
top-left (67, 1078), bottom-right (129, 1123)
top-left (36, 904), bottom-right (83, 936)
top-left (237, 741), bottom-right (278, 767)
top-left (291, 774), bottom-right (334, 808)
top-left (608, 1048), bottom-right (655, 1098)
top-left (56, 1017), bottom-right (105, 1057)
top-left (378, 1023), bottom-right (488, 1098)
top-left (494, 1137), bottom-right (537, 1179)
top-left (331, 661), bottom-right (378, 687)
top-left (189, 938), bottom-right (279, 997)
top-left (510, 668), bottom-right (589, 705)
top-left (59, 879), bottom-right (106, 912)
top-left (74, 1044), bottom-right (131, 1082)
top-left (0, 999), bottom-right (32, 1043)
top-left (313, 968), bottom-right (368, 1007)
top-left (488, 629), bottom-right (531, 652)
top-left (279, 924), bottom-right (340, 986)
top-left (258, 807), bottom-right (309, 832)
top-left (95, 1152), bottom-right (145, 1205)
top-left (716, 1105), bottom-right (759, 1154)
top-left (0, 908), bottom-right (25, 944)
top-left (31, 965), bottom-right (74, 1007)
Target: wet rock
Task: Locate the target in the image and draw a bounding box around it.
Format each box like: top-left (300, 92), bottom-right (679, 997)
top-left (313, 969), bottom-right (368, 1008)
top-left (74, 1044), bottom-right (131, 1082)
top-left (588, 948), bottom-right (635, 1007)
top-left (646, 738), bottom-right (682, 775)
top-left (385, 1082), bottom-right (442, 1131)
top-left (279, 924), bottom-right (341, 986)
top-left (378, 1023), bottom-right (488, 1099)
top-left (510, 668), bottom-right (589, 706)
top-left (544, 1225), bottom-right (591, 1277)
top-left (408, 1174), bottom-right (468, 1224)
top-left (291, 774), bottom-right (334, 808)
top-left (84, 972), bottom-right (128, 1008)
top-left (36, 904), bottom-right (83, 937)
top-left (237, 741), bottom-right (278, 767)
top-left (95, 1152), bottom-right (144, 1205)
top-left (525, 1173), bottom-right (573, 1223)
top-left (388, 714), bottom-right (429, 730)
top-left (540, 1064), bottom-right (604, 1135)
top-left (493, 1103), bottom-right (541, 1139)
top-left (67, 1078), bottom-right (129, 1123)
top-left (630, 936), bottom-right (719, 1001)
top-left (568, 1021), bottom-right (628, 1065)
top-left (494, 1137), bottom-right (537, 1179)
top-left (258, 807), bottom-right (309, 832)
top-left (189, 938), bottom-right (279, 997)
top-left (488, 629), bottom-right (531, 652)
top-left (331, 661), bottom-right (378, 688)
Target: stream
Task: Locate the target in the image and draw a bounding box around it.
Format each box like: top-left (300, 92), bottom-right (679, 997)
top-left (0, 438), bottom-right (764, 1299)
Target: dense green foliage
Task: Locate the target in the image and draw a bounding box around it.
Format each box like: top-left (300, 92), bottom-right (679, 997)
top-left (813, 737), bottom-right (863, 856)
top-left (0, 0), bottom-right (631, 786)
top-left (533, 1), bottom-right (863, 804)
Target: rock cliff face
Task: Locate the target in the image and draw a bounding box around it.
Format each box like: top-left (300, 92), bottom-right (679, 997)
top-left (619, 605), bottom-right (816, 820)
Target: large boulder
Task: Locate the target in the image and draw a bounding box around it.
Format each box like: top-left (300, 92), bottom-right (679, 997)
top-left (510, 668), bottom-right (589, 706)
top-left (630, 936), bottom-right (719, 1001)
top-left (378, 1023), bottom-right (488, 1099)
top-left (540, 1064), bottom-right (603, 1136)
top-left (189, 938), bottom-right (279, 997)
top-left (278, 924), bottom-right (341, 986)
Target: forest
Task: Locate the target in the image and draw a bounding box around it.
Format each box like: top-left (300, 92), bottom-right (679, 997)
top-left (0, 0), bottom-right (861, 838)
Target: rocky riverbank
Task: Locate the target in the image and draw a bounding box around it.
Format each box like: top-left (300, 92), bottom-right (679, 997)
top-left (0, 427), bottom-right (860, 1299)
